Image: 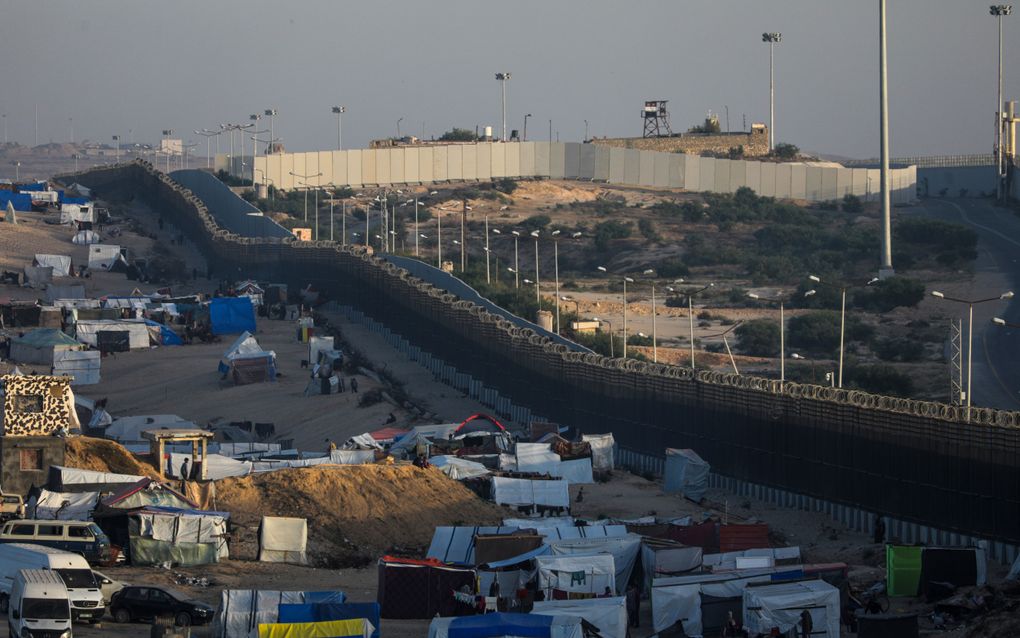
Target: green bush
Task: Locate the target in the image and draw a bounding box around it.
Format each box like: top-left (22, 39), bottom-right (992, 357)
top-left (638, 218), bottom-right (659, 241)
top-left (787, 311), bottom-right (874, 355)
top-left (852, 277), bottom-right (925, 312)
top-left (494, 178), bottom-right (518, 194)
top-left (736, 319), bottom-right (781, 356)
top-left (627, 333), bottom-right (654, 346)
top-left (593, 220), bottom-right (633, 252)
top-left (846, 364), bottom-right (915, 397)
top-left (772, 143), bottom-right (799, 159)
top-left (656, 259), bottom-right (689, 279)
top-left (439, 128), bottom-right (477, 142)
top-left (874, 338), bottom-right (925, 362)
top-left (842, 194), bottom-right (863, 213)
top-left (520, 214), bottom-right (551, 232)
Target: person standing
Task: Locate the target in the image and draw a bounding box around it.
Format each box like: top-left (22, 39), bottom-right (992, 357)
top-left (179, 457), bottom-right (190, 481)
top-left (350, 377), bottom-right (358, 393)
top-left (626, 583), bottom-right (640, 628)
top-left (799, 610), bottom-right (813, 638)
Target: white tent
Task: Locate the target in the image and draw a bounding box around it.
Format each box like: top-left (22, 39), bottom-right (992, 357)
top-left (515, 443), bottom-right (593, 484)
top-left (258, 516), bottom-right (308, 565)
top-left (71, 229), bottom-right (100, 245)
top-left (87, 244), bottom-right (123, 270)
top-left (491, 477), bottom-right (569, 508)
top-left (742, 580), bottom-right (841, 638)
top-left (641, 542), bottom-right (704, 591)
top-left (46, 284), bottom-right (86, 301)
top-left (537, 554), bottom-right (616, 596)
top-left (53, 350), bottom-right (100, 385)
top-left (703, 547), bottom-right (801, 570)
top-left (651, 569), bottom-right (777, 635)
top-left (104, 415), bottom-right (196, 445)
top-left (532, 596), bottom-right (628, 638)
top-left (48, 465), bottom-right (145, 490)
top-left (426, 526), bottom-right (522, 564)
top-left (428, 614), bottom-right (583, 638)
top-left (582, 433), bottom-right (615, 472)
top-left (29, 489), bottom-right (99, 520)
top-left (547, 535), bottom-right (642, 595)
top-left (33, 254), bottom-right (72, 277)
top-left (214, 590), bottom-right (344, 638)
top-left (431, 455), bottom-right (490, 480)
top-left (75, 319), bottom-right (151, 349)
top-left (60, 202), bottom-right (94, 224)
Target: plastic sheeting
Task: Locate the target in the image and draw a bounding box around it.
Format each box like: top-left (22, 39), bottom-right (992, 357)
top-left (277, 603), bottom-right (379, 638)
top-left (742, 580), bottom-right (840, 637)
top-left (87, 244), bottom-right (122, 270)
top-left (428, 613), bottom-right (583, 638)
top-left (215, 590), bottom-right (344, 638)
top-left (426, 526), bottom-right (520, 564)
top-left (34, 254), bottom-right (72, 277)
top-left (259, 516), bottom-right (308, 565)
top-left (641, 543), bottom-right (703, 590)
top-left (46, 284), bottom-right (86, 301)
top-left (581, 434), bottom-right (615, 472)
top-left (664, 448), bottom-right (710, 501)
top-left (210, 297), bottom-right (257, 335)
top-left (532, 596), bottom-right (628, 638)
top-left (537, 554), bottom-right (616, 596)
top-left (105, 414), bottom-right (196, 444)
top-left (52, 350), bottom-right (100, 385)
top-left (30, 489), bottom-right (99, 520)
top-left (257, 619), bottom-right (373, 638)
top-left (491, 477), bottom-right (569, 508)
top-left (703, 547), bottom-right (801, 570)
top-left (430, 455), bottom-right (490, 480)
top-left (75, 320), bottom-right (151, 349)
top-left (547, 535), bottom-right (641, 595)
top-left (71, 230), bottom-right (100, 245)
top-left (48, 465), bottom-right (145, 488)
top-left (651, 569), bottom-right (776, 634)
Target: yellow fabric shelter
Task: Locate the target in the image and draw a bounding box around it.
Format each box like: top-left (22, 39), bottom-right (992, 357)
top-left (258, 618), bottom-right (371, 638)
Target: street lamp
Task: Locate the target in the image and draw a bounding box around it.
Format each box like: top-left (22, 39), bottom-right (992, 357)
top-left (592, 317), bottom-right (614, 358)
top-left (511, 230), bottom-right (521, 288)
top-left (289, 171), bottom-right (322, 223)
top-left (531, 230), bottom-right (541, 303)
top-left (396, 117), bottom-right (404, 138)
top-left (704, 322), bottom-right (743, 375)
top-left (804, 274), bottom-right (878, 388)
top-left (11, 161), bottom-right (20, 181)
top-left (584, 119), bottom-right (589, 141)
top-left (194, 129), bottom-right (220, 169)
top-left (762, 32), bottom-right (782, 152)
top-left (112, 135), bottom-right (121, 162)
top-left (991, 5), bottom-right (1013, 201)
top-left (931, 290), bottom-right (1014, 419)
top-left (264, 109), bottom-right (277, 152)
top-left (524, 113), bottom-right (531, 141)
top-left (748, 291), bottom-right (787, 384)
top-left (161, 129), bottom-right (174, 173)
top-left (992, 317), bottom-right (1020, 328)
top-left (495, 72), bottom-right (511, 142)
top-left (561, 296), bottom-right (580, 322)
top-left (332, 106), bottom-right (346, 150)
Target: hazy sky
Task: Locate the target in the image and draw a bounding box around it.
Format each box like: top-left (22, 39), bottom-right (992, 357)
top-left (2, 0), bottom-right (1017, 159)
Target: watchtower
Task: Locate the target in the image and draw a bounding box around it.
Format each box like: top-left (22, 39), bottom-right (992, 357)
top-left (642, 100), bottom-right (673, 138)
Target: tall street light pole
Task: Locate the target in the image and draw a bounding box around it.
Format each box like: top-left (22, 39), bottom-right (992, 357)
top-left (762, 32), bottom-right (781, 152)
top-left (593, 317), bottom-right (614, 358)
top-left (415, 199), bottom-right (421, 257)
top-left (162, 129), bottom-right (174, 173)
top-left (804, 275), bottom-right (879, 388)
top-left (931, 290), bottom-right (1014, 420)
top-left (991, 5), bottom-right (1013, 201)
top-left (641, 269), bottom-right (658, 363)
top-left (332, 106), bottom-right (346, 150)
top-left (495, 72), bottom-right (511, 142)
top-left (748, 291), bottom-right (786, 384)
top-left (531, 230), bottom-right (541, 303)
top-left (879, 0), bottom-right (894, 277)
top-left (552, 230), bottom-right (562, 333)
top-left (112, 135), bottom-right (120, 162)
top-left (484, 215), bottom-right (491, 283)
top-left (264, 109), bottom-right (277, 152)
top-left (511, 231), bottom-right (520, 288)
top-left (524, 113), bottom-right (531, 142)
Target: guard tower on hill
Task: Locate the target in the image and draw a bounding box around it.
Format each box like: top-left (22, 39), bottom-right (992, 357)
top-left (642, 100), bottom-right (673, 138)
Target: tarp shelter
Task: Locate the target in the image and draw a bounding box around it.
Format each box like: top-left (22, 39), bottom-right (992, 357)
top-left (532, 596), bottom-right (628, 638)
top-left (60, 202), bottom-right (94, 224)
top-left (277, 603), bottom-right (380, 638)
top-left (704, 546), bottom-right (800, 570)
top-left (431, 456), bottom-right (490, 481)
top-left (23, 265), bottom-right (53, 288)
top-left (377, 556), bottom-right (476, 619)
top-left (33, 254), bottom-right (72, 277)
top-left (641, 539), bottom-right (704, 592)
top-left (742, 580), bottom-right (841, 637)
top-left (427, 526), bottom-right (521, 564)
top-left (886, 545), bottom-right (986, 598)
top-left (581, 433), bottom-right (615, 472)
top-left (651, 568), bottom-right (778, 635)
top-left (87, 244), bottom-right (123, 270)
top-left (9, 328), bottom-right (83, 365)
top-left (0, 191), bottom-right (32, 211)
top-left (128, 506), bottom-right (229, 566)
top-left (215, 590), bottom-right (347, 638)
top-left (48, 465), bottom-right (145, 492)
top-left (104, 414), bottom-right (197, 446)
top-left (491, 477), bottom-right (569, 509)
top-left (210, 297), bottom-right (257, 335)
top-left (220, 331), bottom-right (277, 385)
top-left (664, 448), bottom-right (710, 501)
top-left (71, 230), bottom-right (100, 245)
top-left (537, 554), bottom-right (616, 597)
top-left (515, 443), bottom-right (594, 484)
top-left (428, 613), bottom-right (584, 638)
top-left (259, 517), bottom-right (308, 565)
top-left (474, 533), bottom-right (545, 566)
top-left (547, 535), bottom-right (641, 595)
top-left (100, 478), bottom-right (197, 512)
top-left (257, 619), bottom-right (373, 638)
top-left (46, 284), bottom-right (86, 301)
top-left (75, 319), bottom-right (151, 350)
top-left (53, 350), bottom-right (101, 385)
top-left (28, 489), bottom-right (99, 520)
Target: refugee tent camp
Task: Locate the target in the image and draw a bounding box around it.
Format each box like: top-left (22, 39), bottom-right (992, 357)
top-left (428, 613), bottom-right (584, 638)
top-left (74, 319), bottom-right (151, 350)
top-left (214, 589), bottom-right (347, 638)
top-left (258, 516), bottom-right (308, 565)
top-left (27, 489), bottom-right (100, 520)
top-left (127, 506), bottom-right (230, 566)
top-left (426, 526), bottom-right (526, 564)
top-left (536, 554), bottom-right (616, 597)
top-left (72, 229), bottom-right (101, 245)
top-left (33, 254), bottom-right (72, 277)
top-left (532, 596), bottom-right (628, 638)
top-left (376, 556), bottom-right (476, 619)
top-left (430, 455), bottom-right (490, 480)
top-left (491, 477), bottom-right (569, 510)
top-left (640, 538), bottom-right (704, 591)
top-left (210, 296), bottom-right (257, 335)
top-left (546, 535), bottom-right (641, 595)
top-left (664, 448), bottom-right (711, 501)
top-left (742, 580), bottom-right (841, 637)
top-left (9, 328), bottom-right (84, 365)
top-left (581, 433), bottom-right (615, 472)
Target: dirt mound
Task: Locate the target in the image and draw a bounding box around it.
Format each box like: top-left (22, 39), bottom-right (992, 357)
top-left (64, 437), bottom-right (160, 478)
top-left (216, 465), bottom-right (505, 565)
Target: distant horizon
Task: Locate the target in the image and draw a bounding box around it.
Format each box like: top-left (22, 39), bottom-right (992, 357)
top-left (1, 1), bottom-right (1016, 161)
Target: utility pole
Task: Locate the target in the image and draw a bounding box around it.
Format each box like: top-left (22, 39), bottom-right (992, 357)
top-left (495, 72), bottom-right (511, 142)
top-left (878, 0), bottom-right (894, 277)
top-left (762, 33), bottom-right (782, 152)
top-left (332, 106), bottom-right (345, 150)
top-left (460, 200), bottom-right (467, 272)
top-left (991, 5), bottom-right (1013, 201)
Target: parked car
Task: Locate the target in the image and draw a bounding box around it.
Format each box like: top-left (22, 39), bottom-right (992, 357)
top-left (8, 569), bottom-right (72, 638)
top-left (0, 520), bottom-right (111, 563)
top-left (0, 493), bottom-right (25, 522)
top-left (109, 586), bottom-right (214, 626)
top-left (92, 570), bottom-right (128, 603)
top-left (0, 543), bottom-right (105, 623)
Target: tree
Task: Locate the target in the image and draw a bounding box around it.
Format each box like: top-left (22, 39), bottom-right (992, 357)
top-left (736, 319), bottom-right (781, 356)
top-left (852, 277), bottom-right (925, 312)
top-left (842, 194), bottom-right (863, 213)
top-left (494, 178), bottom-right (518, 194)
top-left (593, 220), bottom-right (632, 252)
top-left (688, 116), bottom-right (721, 134)
top-left (439, 128), bottom-right (477, 142)
top-left (772, 143), bottom-right (799, 159)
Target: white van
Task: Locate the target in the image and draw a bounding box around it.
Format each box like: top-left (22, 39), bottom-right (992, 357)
top-left (0, 544), bottom-right (104, 623)
top-left (9, 569), bottom-right (72, 638)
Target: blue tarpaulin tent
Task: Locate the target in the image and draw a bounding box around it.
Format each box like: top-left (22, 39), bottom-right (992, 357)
top-left (428, 613), bottom-right (582, 638)
top-left (278, 602), bottom-right (378, 638)
top-left (143, 320), bottom-right (183, 346)
top-left (209, 297), bottom-right (256, 335)
top-left (18, 182), bottom-right (47, 192)
top-left (0, 192), bottom-right (33, 211)
top-left (664, 448), bottom-right (710, 502)
top-left (62, 195), bottom-right (90, 205)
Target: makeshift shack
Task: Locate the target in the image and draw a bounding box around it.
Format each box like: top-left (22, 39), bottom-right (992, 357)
top-left (547, 535), bottom-right (641, 595)
top-left (258, 516), bottom-right (308, 565)
top-left (74, 319), bottom-right (151, 350)
top-left (256, 619), bottom-right (374, 638)
top-left (210, 297), bottom-right (257, 335)
top-left (128, 506), bottom-right (229, 566)
top-left (742, 580), bottom-right (841, 637)
top-left (220, 331), bottom-right (276, 385)
top-left (376, 556), bottom-right (475, 619)
top-left (886, 545), bottom-right (987, 598)
top-left (426, 526), bottom-right (522, 564)
top-left (491, 477), bottom-right (569, 512)
top-left (33, 254), bottom-right (72, 277)
top-left (9, 329), bottom-right (83, 366)
top-left (277, 602), bottom-right (380, 638)
top-left (214, 589), bottom-right (347, 638)
top-left (87, 244), bottom-right (126, 271)
top-left (47, 465), bottom-right (146, 493)
top-left (664, 448), bottom-right (710, 501)
top-left (532, 597), bottom-right (628, 638)
top-left (581, 433), bottom-right (615, 472)
top-left (536, 553), bottom-right (616, 597)
top-left (52, 350), bottom-right (100, 385)
top-left (641, 538), bottom-right (704, 591)
top-left (28, 489), bottom-right (99, 520)
top-left (71, 230), bottom-right (100, 245)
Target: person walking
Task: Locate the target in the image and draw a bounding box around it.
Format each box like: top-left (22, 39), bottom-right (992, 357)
top-left (626, 583), bottom-right (640, 628)
top-left (350, 377), bottom-right (358, 393)
top-left (798, 609), bottom-right (813, 638)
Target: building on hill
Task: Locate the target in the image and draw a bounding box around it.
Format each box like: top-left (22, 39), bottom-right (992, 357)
top-left (592, 123), bottom-right (770, 157)
top-left (0, 374), bottom-right (73, 494)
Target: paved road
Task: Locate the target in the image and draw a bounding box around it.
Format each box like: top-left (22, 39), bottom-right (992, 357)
top-left (912, 198), bottom-right (1020, 411)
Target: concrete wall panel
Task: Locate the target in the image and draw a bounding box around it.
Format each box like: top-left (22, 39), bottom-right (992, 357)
top-left (346, 150), bottom-right (362, 187)
top-left (714, 159), bottom-right (730, 193)
top-left (403, 147), bottom-right (420, 184)
top-left (638, 150), bottom-right (656, 186)
top-left (534, 142), bottom-right (551, 177)
top-left (482, 143), bottom-right (498, 179)
top-left (774, 163), bottom-right (792, 199)
top-left (668, 154), bottom-right (684, 188)
top-left (376, 148), bottom-right (392, 185)
top-left (805, 166), bottom-right (823, 200)
top-left (317, 153), bottom-right (333, 189)
top-left (729, 160), bottom-right (747, 193)
top-left (594, 146), bottom-right (611, 181)
top-left (850, 168), bottom-right (867, 198)
top-left (745, 160), bottom-right (761, 194)
top-left (866, 169), bottom-right (881, 202)
top-left (389, 148), bottom-right (404, 184)
top-left (432, 145), bottom-right (448, 182)
top-left (520, 142), bottom-right (536, 177)
top-left (836, 167), bottom-right (852, 197)
top-left (564, 143), bottom-right (581, 179)
top-left (291, 154), bottom-right (307, 190)
top-left (790, 164), bottom-right (807, 199)
top-left (758, 161), bottom-right (776, 197)
top-left (820, 168), bottom-right (839, 200)
top-left (624, 149), bottom-right (641, 185)
top-left (578, 143), bottom-right (596, 180)
top-left (461, 144), bottom-right (477, 181)
top-left (682, 154), bottom-right (700, 191)
top-left (653, 152), bottom-right (670, 187)
top-left (699, 158), bottom-right (716, 193)
top-left (504, 143), bottom-right (520, 178)
top-left (609, 147), bottom-right (626, 183)
top-left (418, 147), bottom-right (434, 183)
top-left (549, 142), bottom-right (566, 179)
top-left (361, 149), bottom-right (377, 185)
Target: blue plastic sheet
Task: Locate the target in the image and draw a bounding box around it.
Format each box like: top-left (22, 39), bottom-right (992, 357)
top-left (62, 195), bottom-right (90, 205)
top-left (0, 192), bottom-right (33, 211)
top-left (445, 613), bottom-right (556, 638)
top-left (277, 602), bottom-right (378, 638)
top-left (209, 297), bottom-right (256, 335)
top-left (18, 182), bottom-right (47, 192)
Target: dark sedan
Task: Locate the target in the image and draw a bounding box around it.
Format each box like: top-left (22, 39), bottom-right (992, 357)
top-left (109, 586), bottom-right (214, 626)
